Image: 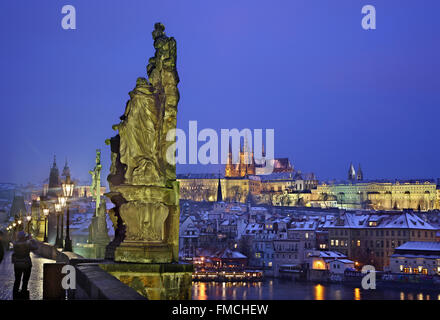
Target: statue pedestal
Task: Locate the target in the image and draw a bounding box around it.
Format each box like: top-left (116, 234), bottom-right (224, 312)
top-left (74, 243), bottom-right (108, 259)
top-left (115, 242), bottom-right (172, 263)
top-left (35, 219), bottom-right (46, 242)
top-left (100, 262), bottom-right (193, 300)
top-left (107, 181), bottom-right (180, 264)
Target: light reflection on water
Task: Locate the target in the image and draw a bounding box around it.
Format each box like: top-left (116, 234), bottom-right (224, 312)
top-left (192, 279), bottom-right (440, 300)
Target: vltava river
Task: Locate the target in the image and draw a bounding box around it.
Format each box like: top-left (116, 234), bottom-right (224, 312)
top-left (192, 279), bottom-right (440, 300)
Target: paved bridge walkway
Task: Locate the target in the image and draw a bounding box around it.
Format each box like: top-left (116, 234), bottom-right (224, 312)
top-left (0, 250), bottom-right (54, 300)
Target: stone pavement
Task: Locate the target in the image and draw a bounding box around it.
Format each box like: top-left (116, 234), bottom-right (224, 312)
top-left (0, 250), bottom-right (54, 300)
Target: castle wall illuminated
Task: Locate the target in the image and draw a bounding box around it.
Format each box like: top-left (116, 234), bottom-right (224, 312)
top-left (178, 159), bottom-right (440, 212)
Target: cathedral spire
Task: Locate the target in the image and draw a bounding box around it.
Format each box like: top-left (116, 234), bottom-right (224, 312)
top-left (356, 164), bottom-right (363, 181)
top-left (217, 177), bottom-right (223, 202)
top-left (52, 155), bottom-right (57, 169)
top-left (48, 154), bottom-right (60, 197)
top-left (348, 162), bottom-right (356, 181)
top-left (62, 157), bottom-right (71, 178)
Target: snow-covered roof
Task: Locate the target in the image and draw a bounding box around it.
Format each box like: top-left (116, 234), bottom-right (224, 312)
top-left (250, 207), bottom-right (268, 211)
top-left (395, 241), bottom-right (440, 251)
top-left (288, 220), bottom-right (318, 231)
top-left (330, 259), bottom-right (354, 264)
top-left (314, 251), bottom-right (347, 259)
top-left (323, 212), bottom-right (437, 230)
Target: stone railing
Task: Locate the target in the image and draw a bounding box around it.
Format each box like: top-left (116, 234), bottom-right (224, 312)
top-left (71, 260), bottom-right (147, 300)
top-left (36, 241), bottom-right (83, 263)
top-left (37, 241), bottom-right (146, 300)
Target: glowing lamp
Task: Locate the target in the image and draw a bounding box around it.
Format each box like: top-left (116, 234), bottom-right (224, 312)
top-left (58, 196), bottom-right (66, 208)
top-left (62, 175), bottom-right (74, 198)
top-left (55, 203), bottom-right (62, 213)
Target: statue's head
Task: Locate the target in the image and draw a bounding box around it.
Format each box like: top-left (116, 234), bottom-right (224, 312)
top-left (152, 22), bottom-right (165, 40)
top-left (96, 149), bottom-right (101, 164)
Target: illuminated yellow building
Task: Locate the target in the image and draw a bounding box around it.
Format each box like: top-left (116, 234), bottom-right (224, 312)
top-left (310, 179), bottom-right (438, 211)
top-left (178, 174), bottom-right (261, 203)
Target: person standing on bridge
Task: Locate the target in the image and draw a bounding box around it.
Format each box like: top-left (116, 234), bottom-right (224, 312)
top-left (12, 231), bottom-right (38, 300)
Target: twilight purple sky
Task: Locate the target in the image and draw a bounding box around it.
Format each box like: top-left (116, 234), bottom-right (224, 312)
top-left (0, 0), bottom-right (439, 185)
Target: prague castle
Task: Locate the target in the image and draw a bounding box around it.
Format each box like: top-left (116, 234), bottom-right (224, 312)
top-left (178, 160), bottom-right (440, 212)
top-left (178, 139), bottom-right (318, 204)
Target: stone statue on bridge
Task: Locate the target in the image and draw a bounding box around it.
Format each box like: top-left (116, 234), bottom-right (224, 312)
top-left (87, 149), bottom-right (110, 256)
top-left (105, 23), bottom-right (180, 263)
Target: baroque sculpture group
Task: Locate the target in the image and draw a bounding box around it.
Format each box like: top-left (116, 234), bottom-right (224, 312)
top-left (105, 23), bottom-right (180, 263)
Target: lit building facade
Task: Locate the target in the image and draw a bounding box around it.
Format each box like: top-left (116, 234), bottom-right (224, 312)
top-left (311, 179), bottom-right (438, 211)
top-left (325, 211), bottom-right (438, 270)
top-left (390, 242), bottom-right (440, 275)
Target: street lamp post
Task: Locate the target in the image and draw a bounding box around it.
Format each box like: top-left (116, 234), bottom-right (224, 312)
top-left (55, 202), bottom-right (62, 247)
top-left (43, 208), bottom-right (49, 242)
top-left (62, 175), bottom-right (74, 252)
top-left (59, 196), bottom-right (66, 246)
top-left (12, 222), bottom-right (17, 241)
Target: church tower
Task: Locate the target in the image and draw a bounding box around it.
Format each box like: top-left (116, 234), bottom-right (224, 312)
top-left (217, 177), bottom-right (223, 202)
top-left (48, 156), bottom-right (61, 198)
top-left (225, 137), bottom-right (256, 178)
top-left (356, 164), bottom-right (363, 181)
top-left (61, 158), bottom-right (71, 179)
top-left (348, 162), bottom-right (356, 181)
top-left (225, 140), bottom-right (235, 178)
